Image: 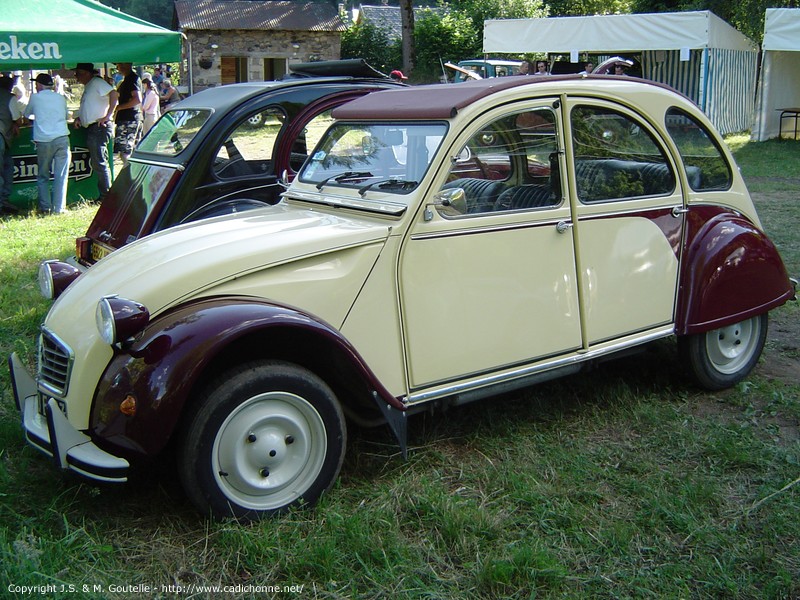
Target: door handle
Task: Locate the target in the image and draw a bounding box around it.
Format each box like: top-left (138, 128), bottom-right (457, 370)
top-left (671, 206), bottom-right (689, 217)
top-left (556, 220), bottom-right (573, 234)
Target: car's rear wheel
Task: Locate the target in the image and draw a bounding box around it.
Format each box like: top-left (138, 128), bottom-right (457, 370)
top-left (679, 313), bottom-right (768, 390)
top-left (178, 360), bottom-right (346, 520)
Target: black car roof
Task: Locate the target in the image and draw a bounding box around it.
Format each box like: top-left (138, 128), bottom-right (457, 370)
top-left (176, 75), bottom-right (399, 113)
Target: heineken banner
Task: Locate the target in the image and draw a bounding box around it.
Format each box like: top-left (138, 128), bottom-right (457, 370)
top-left (9, 126), bottom-right (111, 209)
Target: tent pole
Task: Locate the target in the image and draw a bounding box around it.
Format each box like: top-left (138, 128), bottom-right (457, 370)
top-left (186, 36), bottom-right (194, 96)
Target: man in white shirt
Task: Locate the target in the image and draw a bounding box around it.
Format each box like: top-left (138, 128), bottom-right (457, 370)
top-left (24, 73), bottom-right (71, 214)
top-left (73, 62), bottom-right (118, 202)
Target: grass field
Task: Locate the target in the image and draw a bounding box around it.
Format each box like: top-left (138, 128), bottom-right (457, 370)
top-left (0, 137), bottom-right (798, 599)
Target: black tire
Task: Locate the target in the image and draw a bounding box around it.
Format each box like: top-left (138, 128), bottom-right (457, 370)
top-left (178, 360), bottom-right (346, 520)
top-left (678, 313), bottom-right (768, 391)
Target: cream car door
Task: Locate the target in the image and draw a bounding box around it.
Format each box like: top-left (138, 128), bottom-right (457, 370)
top-left (399, 104), bottom-right (582, 390)
top-left (564, 100), bottom-right (684, 345)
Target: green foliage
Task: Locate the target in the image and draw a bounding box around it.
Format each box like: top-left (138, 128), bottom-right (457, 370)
top-left (547, 0), bottom-right (633, 15)
top-left (98, 0), bottom-right (173, 29)
top-left (413, 10), bottom-right (484, 82)
top-left (341, 20), bottom-right (401, 74)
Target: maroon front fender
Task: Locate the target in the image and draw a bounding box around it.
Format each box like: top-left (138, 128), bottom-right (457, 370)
top-left (89, 296), bottom-right (404, 461)
top-left (676, 206), bottom-right (794, 335)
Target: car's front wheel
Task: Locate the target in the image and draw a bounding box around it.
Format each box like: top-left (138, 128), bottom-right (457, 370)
top-left (679, 313), bottom-right (768, 390)
top-left (178, 360), bottom-right (346, 520)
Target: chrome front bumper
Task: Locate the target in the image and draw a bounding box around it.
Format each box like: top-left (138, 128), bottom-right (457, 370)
top-left (9, 352), bottom-right (129, 483)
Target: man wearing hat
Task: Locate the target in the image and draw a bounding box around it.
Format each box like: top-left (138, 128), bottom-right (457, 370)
top-left (73, 62), bottom-right (118, 202)
top-left (24, 73), bottom-right (71, 214)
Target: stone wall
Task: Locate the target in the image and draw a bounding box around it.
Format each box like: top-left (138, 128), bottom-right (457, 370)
top-left (184, 30), bottom-right (342, 93)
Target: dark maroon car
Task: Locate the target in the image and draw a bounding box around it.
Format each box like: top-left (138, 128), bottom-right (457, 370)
top-left (76, 60), bottom-right (404, 265)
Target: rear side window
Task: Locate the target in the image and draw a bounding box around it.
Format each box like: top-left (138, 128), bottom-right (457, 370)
top-left (571, 105), bottom-right (675, 203)
top-left (665, 108), bottom-right (732, 191)
top-left (137, 109), bottom-right (210, 156)
top-left (213, 107), bottom-right (285, 179)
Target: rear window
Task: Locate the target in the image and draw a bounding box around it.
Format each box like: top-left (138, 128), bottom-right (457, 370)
top-left (136, 109), bottom-right (211, 157)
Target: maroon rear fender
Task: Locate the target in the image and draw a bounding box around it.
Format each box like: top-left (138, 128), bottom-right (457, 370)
top-left (676, 206), bottom-right (794, 335)
top-left (89, 297), bottom-right (404, 461)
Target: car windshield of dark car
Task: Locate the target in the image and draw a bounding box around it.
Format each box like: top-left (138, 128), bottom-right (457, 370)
top-left (136, 109), bottom-right (211, 157)
top-left (299, 122), bottom-right (447, 203)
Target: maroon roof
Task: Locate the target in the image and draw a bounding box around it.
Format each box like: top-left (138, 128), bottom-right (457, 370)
top-left (332, 74), bottom-right (678, 120)
top-left (331, 76), bottom-right (562, 120)
top-left (175, 0), bottom-right (347, 32)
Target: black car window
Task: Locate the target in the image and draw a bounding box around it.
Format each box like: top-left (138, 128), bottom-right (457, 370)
top-left (288, 109), bottom-right (335, 173)
top-left (571, 105), bottom-right (675, 203)
top-left (665, 107), bottom-right (732, 191)
top-left (137, 109), bottom-right (210, 156)
top-left (213, 107), bottom-right (286, 179)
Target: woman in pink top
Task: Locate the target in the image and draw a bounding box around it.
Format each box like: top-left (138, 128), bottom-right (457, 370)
top-left (140, 76), bottom-right (160, 136)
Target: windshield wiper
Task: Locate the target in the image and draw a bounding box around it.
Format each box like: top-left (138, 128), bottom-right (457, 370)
top-left (315, 171), bottom-right (374, 191)
top-left (358, 178), bottom-right (418, 197)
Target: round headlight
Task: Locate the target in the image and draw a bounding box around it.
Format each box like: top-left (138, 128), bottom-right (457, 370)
top-left (38, 260), bottom-right (81, 300)
top-left (96, 295), bottom-right (150, 345)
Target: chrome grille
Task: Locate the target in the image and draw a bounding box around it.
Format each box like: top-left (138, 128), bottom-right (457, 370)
top-left (38, 327), bottom-right (74, 396)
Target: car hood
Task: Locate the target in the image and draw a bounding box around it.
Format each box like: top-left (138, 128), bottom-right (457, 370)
top-left (49, 202), bottom-right (392, 322)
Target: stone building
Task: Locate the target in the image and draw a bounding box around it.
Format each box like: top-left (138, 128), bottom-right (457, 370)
top-left (173, 0), bottom-right (348, 94)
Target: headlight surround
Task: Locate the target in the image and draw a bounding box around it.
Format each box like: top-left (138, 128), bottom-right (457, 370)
top-left (38, 260), bottom-right (81, 300)
top-left (96, 295), bottom-right (150, 345)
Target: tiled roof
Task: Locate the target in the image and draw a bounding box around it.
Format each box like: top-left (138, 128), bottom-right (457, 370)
top-left (175, 0), bottom-right (347, 32)
top-left (358, 4), bottom-right (446, 41)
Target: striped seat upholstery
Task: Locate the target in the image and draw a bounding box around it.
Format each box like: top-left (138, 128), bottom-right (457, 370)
top-left (494, 184), bottom-right (555, 211)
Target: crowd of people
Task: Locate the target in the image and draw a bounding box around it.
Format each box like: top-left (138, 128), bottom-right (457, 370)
top-left (1, 62), bottom-right (183, 214)
top-left (517, 58), bottom-right (630, 76)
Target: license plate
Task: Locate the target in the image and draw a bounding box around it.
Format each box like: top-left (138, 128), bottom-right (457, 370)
top-left (91, 241), bottom-right (113, 262)
top-left (38, 394), bottom-right (67, 417)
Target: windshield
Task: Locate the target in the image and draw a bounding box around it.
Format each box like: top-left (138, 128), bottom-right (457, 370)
top-left (299, 122), bottom-right (447, 195)
top-left (136, 109), bottom-right (211, 157)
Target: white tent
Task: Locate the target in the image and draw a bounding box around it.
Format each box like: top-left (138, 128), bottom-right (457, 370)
top-left (752, 8), bottom-right (800, 141)
top-left (483, 11), bottom-right (758, 135)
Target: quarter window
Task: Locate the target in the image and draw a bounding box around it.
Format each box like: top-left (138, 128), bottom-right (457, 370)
top-left (571, 105), bottom-right (675, 203)
top-left (213, 107), bottom-right (285, 179)
top-left (665, 108), bottom-right (732, 191)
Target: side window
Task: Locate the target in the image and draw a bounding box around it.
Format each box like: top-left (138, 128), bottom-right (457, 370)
top-left (571, 105), bottom-right (675, 203)
top-left (213, 107), bottom-right (286, 179)
top-left (439, 107), bottom-right (560, 216)
top-left (288, 109), bottom-right (335, 173)
top-left (665, 108), bottom-right (732, 191)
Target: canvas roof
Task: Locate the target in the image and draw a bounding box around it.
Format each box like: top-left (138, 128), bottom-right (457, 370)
top-left (762, 8), bottom-right (800, 51)
top-left (174, 0), bottom-right (347, 32)
top-left (0, 0), bottom-right (181, 68)
top-left (483, 11), bottom-right (756, 54)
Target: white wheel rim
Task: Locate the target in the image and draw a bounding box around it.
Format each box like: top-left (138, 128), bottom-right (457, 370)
top-left (212, 392), bottom-right (327, 510)
top-left (704, 317), bottom-right (761, 375)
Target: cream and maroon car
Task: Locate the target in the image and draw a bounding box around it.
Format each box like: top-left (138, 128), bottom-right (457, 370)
top-left (11, 75), bottom-right (795, 520)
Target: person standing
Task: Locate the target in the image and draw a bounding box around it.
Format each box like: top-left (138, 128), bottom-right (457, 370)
top-left (113, 62), bottom-right (142, 168)
top-left (73, 62), bottom-right (118, 202)
top-left (140, 75), bottom-right (160, 136)
top-left (517, 60), bottom-right (531, 75)
top-left (533, 61), bottom-right (550, 75)
top-left (23, 73), bottom-right (71, 214)
top-left (0, 75), bottom-right (21, 210)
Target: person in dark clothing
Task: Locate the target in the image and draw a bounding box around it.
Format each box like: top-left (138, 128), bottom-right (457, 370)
top-left (113, 62), bottom-right (142, 168)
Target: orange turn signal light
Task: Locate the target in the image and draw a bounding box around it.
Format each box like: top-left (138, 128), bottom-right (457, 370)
top-left (119, 395), bottom-right (137, 416)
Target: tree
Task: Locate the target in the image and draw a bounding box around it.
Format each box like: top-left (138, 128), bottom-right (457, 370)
top-left (399, 0), bottom-right (416, 74)
top-left (99, 0), bottom-right (173, 29)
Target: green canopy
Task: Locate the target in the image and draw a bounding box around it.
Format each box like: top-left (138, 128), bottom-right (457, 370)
top-left (0, 0), bottom-right (182, 69)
